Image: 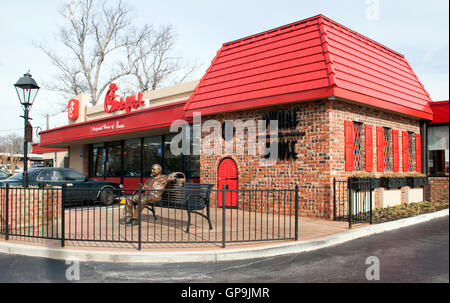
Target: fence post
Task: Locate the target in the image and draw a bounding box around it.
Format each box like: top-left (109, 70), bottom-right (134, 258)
top-left (370, 183), bottom-right (373, 225)
top-left (333, 178), bottom-right (336, 221)
top-left (138, 183), bottom-right (142, 251)
top-left (348, 183), bottom-right (352, 229)
top-left (5, 184), bottom-right (9, 241)
top-left (222, 184), bottom-right (226, 248)
top-left (295, 184), bottom-right (299, 241)
top-left (61, 184), bottom-right (66, 247)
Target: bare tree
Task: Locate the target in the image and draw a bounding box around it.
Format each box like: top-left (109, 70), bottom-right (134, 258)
top-left (0, 134), bottom-right (23, 154)
top-left (37, 0), bottom-right (198, 108)
top-left (127, 24), bottom-right (201, 92)
top-left (0, 134), bottom-right (23, 174)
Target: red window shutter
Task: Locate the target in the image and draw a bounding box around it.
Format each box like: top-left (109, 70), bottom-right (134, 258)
top-left (392, 130), bottom-right (399, 172)
top-left (345, 121), bottom-right (354, 171)
top-left (365, 125), bottom-right (373, 172)
top-left (402, 131), bottom-right (409, 172)
top-left (376, 126), bottom-right (384, 172)
top-left (415, 133), bottom-right (421, 172)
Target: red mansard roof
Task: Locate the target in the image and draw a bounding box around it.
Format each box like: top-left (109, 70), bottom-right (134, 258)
top-left (185, 15), bottom-right (433, 120)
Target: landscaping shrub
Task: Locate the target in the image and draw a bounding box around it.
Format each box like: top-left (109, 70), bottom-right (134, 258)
top-left (372, 201), bottom-right (449, 223)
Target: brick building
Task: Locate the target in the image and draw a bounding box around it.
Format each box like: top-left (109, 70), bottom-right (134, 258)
top-left (38, 15), bottom-right (446, 219)
top-left (184, 15), bottom-right (433, 218)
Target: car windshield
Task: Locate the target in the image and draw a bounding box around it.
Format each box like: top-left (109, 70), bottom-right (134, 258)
top-left (7, 172), bottom-right (23, 181)
top-left (8, 168), bottom-right (39, 181)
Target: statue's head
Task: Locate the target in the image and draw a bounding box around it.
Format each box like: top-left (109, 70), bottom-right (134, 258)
top-left (151, 164), bottom-right (162, 176)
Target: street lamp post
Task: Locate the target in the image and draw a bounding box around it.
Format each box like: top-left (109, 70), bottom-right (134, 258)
top-left (14, 72), bottom-right (40, 187)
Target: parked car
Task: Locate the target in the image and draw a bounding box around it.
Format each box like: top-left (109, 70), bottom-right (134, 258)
top-left (0, 164), bottom-right (23, 174)
top-left (0, 170), bottom-right (10, 180)
top-left (0, 167), bottom-right (122, 205)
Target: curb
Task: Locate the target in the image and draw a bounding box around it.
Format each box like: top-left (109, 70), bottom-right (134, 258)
top-left (1, 209), bottom-right (448, 263)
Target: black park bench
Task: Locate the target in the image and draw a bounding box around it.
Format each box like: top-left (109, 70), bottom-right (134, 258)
top-left (144, 182), bottom-right (213, 233)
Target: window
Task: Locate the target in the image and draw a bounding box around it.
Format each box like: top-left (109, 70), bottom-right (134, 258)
top-left (123, 139), bottom-right (141, 177)
top-left (184, 127), bottom-right (200, 180)
top-left (353, 122), bottom-right (363, 171)
top-left (384, 127), bottom-right (392, 171)
top-left (164, 134), bottom-right (183, 174)
top-left (37, 170), bottom-right (63, 181)
top-left (142, 136), bottom-right (163, 177)
top-left (427, 125), bottom-right (449, 176)
top-left (91, 143), bottom-right (105, 177)
top-left (105, 142), bottom-right (121, 177)
top-left (63, 169), bottom-right (85, 181)
top-left (408, 132), bottom-right (415, 171)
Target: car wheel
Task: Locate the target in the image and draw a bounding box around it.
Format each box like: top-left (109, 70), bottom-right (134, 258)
top-left (99, 188), bottom-right (114, 206)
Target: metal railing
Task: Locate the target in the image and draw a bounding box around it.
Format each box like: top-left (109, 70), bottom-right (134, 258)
top-left (1, 184), bottom-right (299, 250)
top-left (333, 178), bottom-right (373, 228)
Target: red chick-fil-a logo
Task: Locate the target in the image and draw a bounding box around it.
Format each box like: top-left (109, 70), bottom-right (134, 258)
top-left (104, 83), bottom-right (145, 114)
top-left (68, 99), bottom-right (79, 120)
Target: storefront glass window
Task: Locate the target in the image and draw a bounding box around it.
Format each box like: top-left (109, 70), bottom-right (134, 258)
top-left (164, 134), bottom-right (183, 174)
top-left (142, 136), bottom-right (163, 177)
top-left (124, 139), bottom-right (141, 177)
top-left (92, 143), bottom-right (105, 177)
top-left (427, 125), bottom-right (449, 176)
top-left (185, 127), bottom-right (200, 180)
top-left (105, 142), bottom-right (122, 177)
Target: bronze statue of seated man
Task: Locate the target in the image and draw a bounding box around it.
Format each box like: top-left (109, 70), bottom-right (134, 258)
top-left (121, 164), bottom-right (185, 226)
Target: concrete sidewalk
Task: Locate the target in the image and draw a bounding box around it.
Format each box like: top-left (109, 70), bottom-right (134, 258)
top-left (0, 209), bottom-right (448, 263)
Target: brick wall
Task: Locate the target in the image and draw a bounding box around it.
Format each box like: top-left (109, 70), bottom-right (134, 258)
top-left (0, 188), bottom-right (62, 232)
top-left (199, 99), bottom-right (421, 219)
top-left (426, 177), bottom-right (449, 203)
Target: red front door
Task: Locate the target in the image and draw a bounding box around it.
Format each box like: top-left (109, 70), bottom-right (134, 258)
top-left (218, 158), bottom-right (238, 207)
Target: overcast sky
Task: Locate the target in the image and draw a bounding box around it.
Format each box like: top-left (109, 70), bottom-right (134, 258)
top-left (0, 0), bottom-right (448, 139)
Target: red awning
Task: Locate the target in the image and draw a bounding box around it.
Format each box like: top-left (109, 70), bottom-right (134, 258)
top-left (39, 100), bottom-right (189, 148)
top-left (429, 100), bottom-right (449, 124)
top-left (31, 143), bottom-right (67, 154)
top-left (185, 15), bottom-right (433, 120)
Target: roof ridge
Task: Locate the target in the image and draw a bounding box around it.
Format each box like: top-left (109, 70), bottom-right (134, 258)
top-left (223, 14), bottom-right (324, 47)
top-left (317, 17), bottom-right (337, 87)
top-left (318, 15), bottom-right (405, 59)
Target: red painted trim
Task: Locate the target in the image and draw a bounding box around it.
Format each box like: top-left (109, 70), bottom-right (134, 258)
top-left (334, 88), bottom-right (433, 120)
top-left (392, 130), bottom-right (399, 172)
top-left (402, 131), bottom-right (409, 172)
top-left (185, 87), bottom-right (334, 117)
top-left (365, 125), bottom-right (373, 172)
top-left (344, 121), bottom-right (354, 171)
top-left (415, 133), bottom-right (422, 172)
top-left (376, 126), bottom-right (384, 172)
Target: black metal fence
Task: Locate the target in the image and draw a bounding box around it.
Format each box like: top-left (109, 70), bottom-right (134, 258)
top-left (333, 178), bottom-right (373, 228)
top-left (1, 184), bottom-right (299, 250)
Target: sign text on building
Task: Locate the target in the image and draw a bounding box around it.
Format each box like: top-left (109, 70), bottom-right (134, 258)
top-left (104, 83), bottom-right (145, 114)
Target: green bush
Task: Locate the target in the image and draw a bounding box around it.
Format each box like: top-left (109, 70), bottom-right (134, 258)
top-left (372, 201), bottom-right (449, 223)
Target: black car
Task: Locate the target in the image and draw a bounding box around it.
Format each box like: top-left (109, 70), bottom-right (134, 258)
top-left (0, 167), bottom-right (122, 205)
top-left (0, 170), bottom-right (10, 180)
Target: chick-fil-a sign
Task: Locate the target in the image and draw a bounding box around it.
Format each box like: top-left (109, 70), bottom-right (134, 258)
top-left (104, 83), bottom-right (145, 114)
top-left (68, 98), bottom-right (79, 120)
